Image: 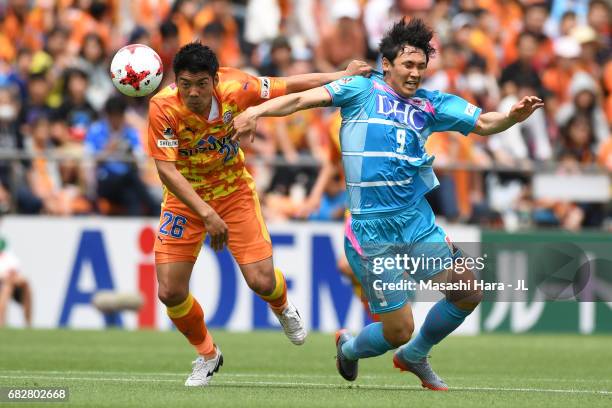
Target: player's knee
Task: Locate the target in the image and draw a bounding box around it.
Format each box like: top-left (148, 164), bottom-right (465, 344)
top-left (13, 276), bottom-right (29, 289)
top-left (157, 287), bottom-right (188, 306)
top-left (383, 322), bottom-right (414, 347)
top-left (466, 288), bottom-right (484, 310)
top-left (245, 272), bottom-right (275, 296)
top-left (448, 288), bottom-right (483, 311)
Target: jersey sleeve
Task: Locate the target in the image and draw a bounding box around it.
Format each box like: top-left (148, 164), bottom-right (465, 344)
top-left (230, 70), bottom-right (287, 110)
top-left (324, 76), bottom-right (372, 108)
top-left (429, 91), bottom-right (482, 136)
top-left (147, 100), bottom-right (178, 161)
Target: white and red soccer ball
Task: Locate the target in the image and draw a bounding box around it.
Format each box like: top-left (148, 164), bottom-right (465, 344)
top-left (110, 44), bottom-right (163, 97)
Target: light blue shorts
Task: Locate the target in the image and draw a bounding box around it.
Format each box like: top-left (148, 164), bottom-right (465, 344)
top-left (345, 199), bottom-right (459, 314)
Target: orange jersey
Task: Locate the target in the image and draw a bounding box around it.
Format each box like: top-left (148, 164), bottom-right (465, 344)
top-left (148, 67), bottom-right (286, 202)
top-left (326, 110), bottom-right (342, 165)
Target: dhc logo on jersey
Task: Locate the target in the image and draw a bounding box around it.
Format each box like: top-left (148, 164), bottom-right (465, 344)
top-left (376, 94), bottom-right (426, 130)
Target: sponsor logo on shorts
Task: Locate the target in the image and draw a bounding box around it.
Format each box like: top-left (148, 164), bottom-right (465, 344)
top-left (157, 139), bottom-right (178, 148)
top-left (464, 103), bottom-right (478, 116)
top-left (259, 77), bottom-right (271, 99)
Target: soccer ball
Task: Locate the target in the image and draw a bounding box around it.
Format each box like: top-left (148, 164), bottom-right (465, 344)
top-left (110, 44), bottom-right (163, 97)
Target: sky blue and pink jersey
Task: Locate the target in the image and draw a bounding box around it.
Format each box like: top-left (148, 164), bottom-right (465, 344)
top-left (324, 72), bottom-right (481, 216)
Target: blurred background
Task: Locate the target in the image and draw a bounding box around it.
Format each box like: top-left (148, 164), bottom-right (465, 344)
top-left (0, 0), bottom-right (610, 334)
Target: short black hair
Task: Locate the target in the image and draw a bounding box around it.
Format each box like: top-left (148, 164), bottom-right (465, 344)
top-left (379, 18), bottom-right (436, 64)
top-left (105, 95), bottom-right (127, 116)
top-left (172, 42), bottom-right (219, 78)
top-left (159, 20), bottom-right (178, 39)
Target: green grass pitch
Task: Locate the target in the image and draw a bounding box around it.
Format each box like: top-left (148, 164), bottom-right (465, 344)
top-left (0, 329), bottom-right (611, 407)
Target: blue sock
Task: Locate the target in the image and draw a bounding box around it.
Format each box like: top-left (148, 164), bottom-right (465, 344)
top-left (341, 322), bottom-right (393, 360)
top-left (399, 299), bottom-right (471, 363)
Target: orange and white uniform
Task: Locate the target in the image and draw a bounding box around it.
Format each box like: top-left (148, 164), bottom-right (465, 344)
top-left (148, 67), bottom-right (286, 264)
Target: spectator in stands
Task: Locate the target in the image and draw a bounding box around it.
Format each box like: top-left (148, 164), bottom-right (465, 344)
top-left (54, 67), bottom-right (97, 143)
top-left (259, 36), bottom-right (293, 78)
top-left (170, 0), bottom-right (200, 47)
top-left (0, 238), bottom-right (31, 327)
top-left (489, 77), bottom-right (552, 167)
top-left (503, 3), bottom-right (553, 69)
top-left (500, 32), bottom-right (545, 94)
top-left (557, 11), bottom-right (578, 38)
top-left (315, 0), bottom-right (366, 71)
top-left (77, 33), bottom-right (114, 111)
top-left (461, 54), bottom-right (500, 112)
top-left (587, 0), bottom-right (611, 40)
top-left (597, 134), bottom-right (612, 172)
top-left (533, 114), bottom-right (604, 230)
top-left (423, 42), bottom-right (471, 99)
top-left (157, 20), bottom-right (180, 88)
top-left (543, 36), bottom-right (582, 104)
top-left (307, 168), bottom-right (346, 221)
top-left (0, 86), bottom-right (26, 213)
top-left (0, 0), bottom-right (608, 229)
top-left (85, 96), bottom-right (157, 216)
top-left (22, 113), bottom-right (92, 215)
top-left (17, 72), bottom-right (52, 129)
top-left (195, 0), bottom-right (242, 67)
top-left (556, 72), bottom-right (609, 149)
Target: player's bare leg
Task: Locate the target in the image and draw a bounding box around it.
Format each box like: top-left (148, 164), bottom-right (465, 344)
top-left (0, 273), bottom-right (15, 327)
top-left (239, 257), bottom-right (307, 345)
top-left (394, 267), bottom-right (482, 390)
top-left (13, 276), bottom-right (32, 327)
top-left (156, 261), bottom-right (222, 386)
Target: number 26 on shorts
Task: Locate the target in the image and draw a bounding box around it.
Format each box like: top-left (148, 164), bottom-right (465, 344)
top-left (159, 211), bottom-right (187, 238)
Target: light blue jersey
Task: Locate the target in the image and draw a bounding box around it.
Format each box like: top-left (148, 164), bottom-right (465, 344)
top-left (326, 73), bottom-right (481, 313)
top-left (323, 72), bottom-right (481, 216)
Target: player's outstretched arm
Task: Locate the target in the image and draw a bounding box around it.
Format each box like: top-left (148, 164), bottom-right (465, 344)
top-left (282, 60), bottom-right (371, 93)
top-left (473, 96), bottom-right (544, 136)
top-left (154, 159), bottom-right (228, 251)
top-left (232, 87), bottom-right (332, 142)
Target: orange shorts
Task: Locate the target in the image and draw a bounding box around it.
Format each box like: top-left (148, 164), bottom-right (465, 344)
top-left (154, 181), bottom-right (272, 265)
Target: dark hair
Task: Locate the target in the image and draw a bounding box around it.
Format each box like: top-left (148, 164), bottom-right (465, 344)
top-left (28, 72), bottom-right (47, 82)
top-left (202, 21), bottom-right (224, 37)
top-left (271, 36), bottom-right (291, 52)
top-left (563, 114), bottom-right (595, 147)
top-left (80, 33), bottom-right (106, 63)
top-left (105, 95), bottom-right (127, 116)
top-left (159, 20), bottom-right (178, 39)
top-left (129, 26), bottom-right (150, 43)
top-left (561, 10), bottom-right (577, 20)
top-left (379, 18), bottom-right (436, 64)
top-left (62, 67), bottom-right (88, 96)
top-left (172, 42), bottom-right (219, 77)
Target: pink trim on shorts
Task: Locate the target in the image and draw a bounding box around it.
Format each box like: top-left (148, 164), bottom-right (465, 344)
top-left (344, 214), bottom-right (364, 256)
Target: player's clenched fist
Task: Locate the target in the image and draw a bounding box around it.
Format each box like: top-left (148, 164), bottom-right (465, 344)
top-left (201, 209), bottom-right (229, 251)
top-left (344, 60), bottom-right (373, 77)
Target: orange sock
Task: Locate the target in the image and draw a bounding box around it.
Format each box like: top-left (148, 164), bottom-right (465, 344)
top-left (259, 268), bottom-right (288, 314)
top-left (167, 293), bottom-right (215, 358)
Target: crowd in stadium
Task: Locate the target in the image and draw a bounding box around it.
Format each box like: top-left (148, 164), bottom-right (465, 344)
top-left (0, 0), bottom-right (609, 230)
